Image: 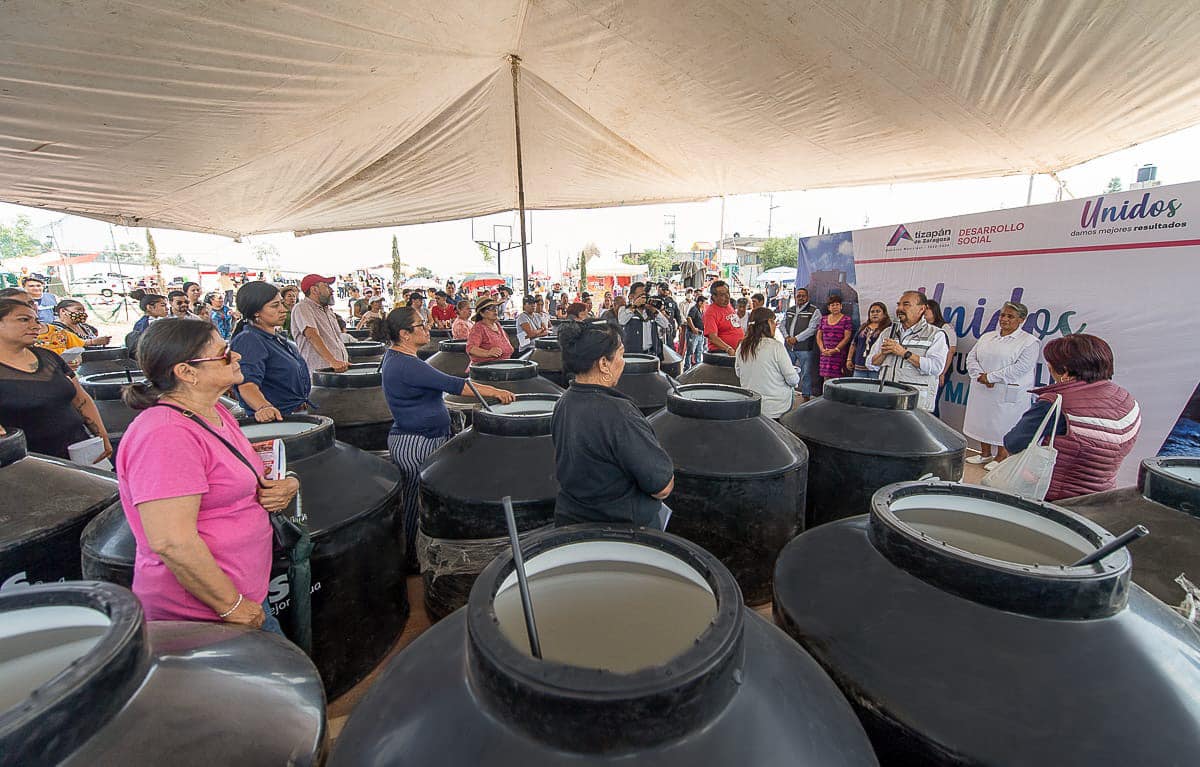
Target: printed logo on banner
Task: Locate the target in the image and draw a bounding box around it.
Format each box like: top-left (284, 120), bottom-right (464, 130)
top-left (956, 222), bottom-right (1024, 245)
top-left (1071, 192), bottom-right (1187, 237)
top-left (884, 224), bottom-right (951, 249)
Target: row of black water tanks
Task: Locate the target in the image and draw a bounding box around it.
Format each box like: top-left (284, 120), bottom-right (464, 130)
top-left (4, 446), bottom-right (1199, 764)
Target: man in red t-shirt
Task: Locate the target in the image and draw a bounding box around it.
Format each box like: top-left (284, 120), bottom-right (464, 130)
top-left (430, 291), bottom-right (457, 327)
top-left (703, 280), bottom-right (743, 353)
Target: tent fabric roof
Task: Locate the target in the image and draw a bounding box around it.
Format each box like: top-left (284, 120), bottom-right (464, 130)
top-left (2, 1), bottom-right (1199, 238)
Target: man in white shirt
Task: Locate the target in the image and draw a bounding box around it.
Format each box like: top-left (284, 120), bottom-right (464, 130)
top-left (291, 274), bottom-right (350, 373)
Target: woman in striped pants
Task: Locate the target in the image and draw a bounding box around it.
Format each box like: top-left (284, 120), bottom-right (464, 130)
top-left (375, 307), bottom-right (515, 570)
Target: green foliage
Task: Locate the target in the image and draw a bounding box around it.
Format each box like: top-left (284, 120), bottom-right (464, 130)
top-left (757, 236), bottom-right (799, 271)
top-left (478, 242), bottom-right (494, 264)
top-left (1105, 177), bottom-right (1123, 193)
top-left (0, 215), bottom-right (49, 261)
top-left (626, 245), bottom-right (676, 277)
top-left (391, 235), bottom-right (405, 297)
top-left (146, 229), bottom-right (164, 291)
top-left (252, 242), bottom-right (281, 271)
top-left (413, 266), bottom-right (435, 279)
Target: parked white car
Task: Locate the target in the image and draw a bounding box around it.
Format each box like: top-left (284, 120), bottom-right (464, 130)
top-left (72, 274), bottom-right (127, 298)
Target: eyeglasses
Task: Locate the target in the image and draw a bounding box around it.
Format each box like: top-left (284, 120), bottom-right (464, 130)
top-left (187, 345), bottom-right (234, 366)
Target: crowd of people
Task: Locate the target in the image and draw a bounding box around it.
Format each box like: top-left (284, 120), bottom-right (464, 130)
top-left (0, 268), bottom-right (1144, 639)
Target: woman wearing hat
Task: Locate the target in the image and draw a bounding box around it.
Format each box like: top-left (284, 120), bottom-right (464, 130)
top-left (466, 296), bottom-right (513, 364)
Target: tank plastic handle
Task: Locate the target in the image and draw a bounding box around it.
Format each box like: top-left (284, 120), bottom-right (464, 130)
top-left (1070, 525), bottom-right (1149, 567)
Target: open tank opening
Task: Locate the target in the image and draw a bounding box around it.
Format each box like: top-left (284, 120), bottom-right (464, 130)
top-left (0, 606), bottom-right (111, 711)
top-left (493, 541), bottom-right (717, 673)
top-left (679, 387), bottom-right (749, 402)
top-left (890, 493), bottom-right (1096, 566)
top-left (478, 361), bottom-right (527, 370)
top-left (1160, 464), bottom-right (1200, 483)
top-left (491, 400), bottom-right (555, 416)
top-left (240, 421), bottom-right (319, 439)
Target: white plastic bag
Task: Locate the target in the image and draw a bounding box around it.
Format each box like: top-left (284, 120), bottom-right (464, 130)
top-left (981, 395), bottom-right (1061, 500)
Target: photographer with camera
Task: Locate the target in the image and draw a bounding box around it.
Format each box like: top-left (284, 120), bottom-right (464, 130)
top-left (617, 281), bottom-right (671, 357)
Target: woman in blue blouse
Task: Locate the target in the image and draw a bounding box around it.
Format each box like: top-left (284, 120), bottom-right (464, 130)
top-left (229, 281), bottom-right (311, 422)
top-left (374, 307), bottom-right (514, 567)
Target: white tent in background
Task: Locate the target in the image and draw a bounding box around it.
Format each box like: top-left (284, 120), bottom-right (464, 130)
top-left (585, 257), bottom-right (646, 278)
top-left (2, 2), bottom-right (1199, 240)
top-left (755, 267), bottom-right (798, 285)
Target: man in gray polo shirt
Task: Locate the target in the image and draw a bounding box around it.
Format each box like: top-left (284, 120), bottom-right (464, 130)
top-left (291, 274), bottom-right (349, 373)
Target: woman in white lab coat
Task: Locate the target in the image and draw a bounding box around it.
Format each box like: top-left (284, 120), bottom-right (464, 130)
top-left (963, 301), bottom-right (1040, 470)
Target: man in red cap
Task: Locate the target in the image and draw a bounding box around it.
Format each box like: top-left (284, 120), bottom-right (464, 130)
top-left (291, 274), bottom-right (349, 373)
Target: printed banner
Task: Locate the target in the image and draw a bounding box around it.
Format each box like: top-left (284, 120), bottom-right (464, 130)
top-left (798, 181), bottom-right (1200, 484)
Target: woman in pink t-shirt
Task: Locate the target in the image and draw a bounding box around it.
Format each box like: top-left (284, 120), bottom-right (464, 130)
top-left (115, 318), bottom-right (299, 631)
top-left (466, 296), bottom-right (513, 364)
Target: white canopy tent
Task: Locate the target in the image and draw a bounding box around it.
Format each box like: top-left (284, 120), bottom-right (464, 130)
top-left (2, 0), bottom-right (1199, 242)
top-left (585, 256), bottom-right (646, 278)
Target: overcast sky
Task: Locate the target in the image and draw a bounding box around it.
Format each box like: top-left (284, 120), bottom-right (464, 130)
top-left (4, 124), bottom-right (1198, 278)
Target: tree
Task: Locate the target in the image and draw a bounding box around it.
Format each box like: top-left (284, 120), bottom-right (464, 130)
top-left (413, 266), bottom-right (435, 279)
top-left (478, 242), bottom-right (494, 264)
top-left (0, 215), bottom-right (49, 261)
top-left (252, 242), bottom-right (281, 275)
top-left (626, 245), bottom-right (676, 278)
top-left (391, 235), bottom-right (405, 299)
top-left (578, 241), bottom-right (600, 285)
top-left (146, 229), bottom-right (164, 292)
top-left (756, 236), bottom-right (799, 271)
top-left (1105, 177), bottom-right (1123, 193)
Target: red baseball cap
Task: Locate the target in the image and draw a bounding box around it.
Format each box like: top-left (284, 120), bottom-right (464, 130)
top-left (300, 274), bottom-right (336, 293)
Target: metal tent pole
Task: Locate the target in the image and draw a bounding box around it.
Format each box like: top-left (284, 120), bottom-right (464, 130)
top-left (510, 55), bottom-right (531, 298)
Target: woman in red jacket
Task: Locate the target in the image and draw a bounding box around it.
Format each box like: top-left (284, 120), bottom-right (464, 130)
top-left (1003, 334), bottom-right (1140, 501)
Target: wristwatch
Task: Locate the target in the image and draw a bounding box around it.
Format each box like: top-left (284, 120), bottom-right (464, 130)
top-left (902, 350), bottom-right (913, 361)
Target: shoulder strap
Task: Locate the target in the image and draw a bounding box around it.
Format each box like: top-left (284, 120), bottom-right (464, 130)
top-left (155, 402), bottom-right (266, 487)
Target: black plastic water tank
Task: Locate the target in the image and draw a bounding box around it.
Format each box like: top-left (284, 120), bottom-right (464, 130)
top-left (346, 327), bottom-right (371, 341)
top-left (328, 526), bottom-right (877, 766)
top-left (309, 363), bottom-right (391, 451)
top-left (1061, 456), bottom-right (1200, 604)
top-left (417, 394), bottom-right (559, 620)
top-left (443, 359), bottom-right (564, 414)
top-left (0, 581), bottom-right (325, 766)
top-left (78, 371), bottom-right (243, 454)
top-left (616, 354), bottom-right (676, 415)
top-left (417, 327), bottom-right (452, 360)
top-left (78, 415), bottom-right (407, 698)
top-left (427, 339), bottom-right (470, 376)
top-left (781, 378), bottom-right (966, 528)
top-left (528, 337), bottom-right (566, 387)
top-left (345, 341), bottom-right (385, 364)
top-left (774, 481), bottom-right (1200, 765)
top-left (499, 319), bottom-right (520, 353)
top-left (647, 384), bottom-right (807, 605)
top-left (0, 429), bottom-right (119, 592)
top-left (77, 346), bottom-right (139, 377)
top-left (677, 351), bottom-right (739, 386)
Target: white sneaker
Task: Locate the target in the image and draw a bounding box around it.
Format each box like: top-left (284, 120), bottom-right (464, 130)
top-left (966, 454), bottom-right (992, 465)
top-left (984, 460), bottom-right (1001, 471)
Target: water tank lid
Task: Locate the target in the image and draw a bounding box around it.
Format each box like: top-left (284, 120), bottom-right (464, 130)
top-left (429, 327), bottom-right (452, 338)
top-left (311, 363), bottom-right (383, 388)
top-left (0, 582), bottom-right (149, 765)
top-left (237, 414), bottom-right (335, 460)
top-left (80, 346), bottom-right (129, 362)
top-left (472, 394), bottom-right (559, 436)
top-left (621, 354), bottom-right (662, 375)
top-left (700, 351), bottom-right (735, 368)
top-left (465, 526), bottom-right (744, 752)
top-left (1139, 457), bottom-right (1200, 517)
top-left (666, 384), bottom-right (761, 420)
top-left (79, 371), bottom-right (146, 400)
top-left (823, 378), bottom-right (920, 411)
top-left (345, 342), bottom-right (385, 354)
top-left (470, 359), bottom-right (540, 382)
top-left (0, 428), bottom-right (28, 467)
top-left (869, 481), bottom-right (1130, 619)
top-left (437, 339), bottom-right (468, 352)
top-left (533, 337), bottom-right (560, 351)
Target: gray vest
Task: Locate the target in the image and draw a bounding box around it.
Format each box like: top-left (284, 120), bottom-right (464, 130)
top-left (877, 320), bottom-right (946, 411)
top-left (787, 303), bottom-right (817, 351)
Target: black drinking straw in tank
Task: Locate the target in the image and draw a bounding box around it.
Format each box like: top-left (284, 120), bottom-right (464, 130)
top-left (466, 379), bottom-right (494, 412)
top-left (502, 495), bottom-right (542, 659)
top-left (1070, 524), bottom-right (1149, 567)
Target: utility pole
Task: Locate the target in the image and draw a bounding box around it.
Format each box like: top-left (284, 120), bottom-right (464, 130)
top-left (664, 214), bottom-right (676, 248)
top-left (766, 194), bottom-right (781, 237)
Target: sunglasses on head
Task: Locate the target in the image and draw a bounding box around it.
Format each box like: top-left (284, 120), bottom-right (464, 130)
top-left (187, 344), bottom-right (234, 366)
